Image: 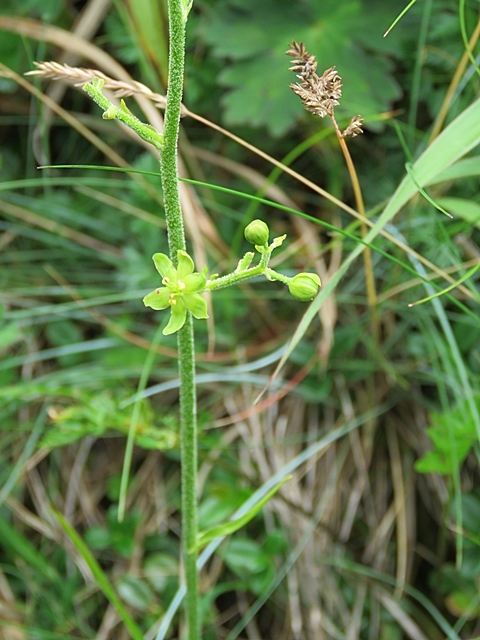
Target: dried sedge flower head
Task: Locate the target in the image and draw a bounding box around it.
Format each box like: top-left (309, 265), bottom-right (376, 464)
top-left (286, 41), bottom-right (363, 137)
top-left (342, 115), bottom-right (364, 138)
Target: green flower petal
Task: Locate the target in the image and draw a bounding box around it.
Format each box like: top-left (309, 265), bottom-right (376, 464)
top-left (163, 297), bottom-right (187, 335)
top-left (153, 253), bottom-right (176, 281)
top-left (183, 271), bottom-right (207, 293)
top-left (143, 287), bottom-right (170, 310)
top-left (184, 292), bottom-right (208, 319)
top-left (177, 250), bottom-right (195, 279)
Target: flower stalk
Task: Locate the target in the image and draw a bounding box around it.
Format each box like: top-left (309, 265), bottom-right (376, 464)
top-left (161, 1), bottom-right (200, 638)
top-left (286, 41), bottom-right (378, 336)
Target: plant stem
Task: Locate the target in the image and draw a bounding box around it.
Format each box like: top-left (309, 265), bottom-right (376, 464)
top-left (162, 1), bottom-right (200, 638)
top-left (330, 114), bottom-right (379, 340)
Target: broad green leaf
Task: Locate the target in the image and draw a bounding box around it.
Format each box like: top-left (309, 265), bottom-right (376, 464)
top-left (427, 156), bottom-right (480, 185)
top-left (117, 575), bottom-right (155, 611)
top-left (415, 398), bottom-right (480, 475)
top-left (196, 0), bottom-right (402, 135)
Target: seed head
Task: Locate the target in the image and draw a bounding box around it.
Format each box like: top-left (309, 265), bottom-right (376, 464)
top-left (287, 41), bottom-right (363, 137)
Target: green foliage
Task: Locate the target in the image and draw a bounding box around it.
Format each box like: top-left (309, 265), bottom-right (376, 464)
top-left (195, 0), bottom-right (403, 135)
top-left (415, 397), bottom-right (480, 475)
top-left (1, 0), bottom-right (480, 638)
top-left (220, 532), bottom-right (287, 596)
top-left (85, 506), bottom-right (142, 557)
top-left (41, 391), bottom-right (178, 450)
top-left (193, 476), bottom-right (290, 552)
top-left (430, 493), bottom-right (480, 623)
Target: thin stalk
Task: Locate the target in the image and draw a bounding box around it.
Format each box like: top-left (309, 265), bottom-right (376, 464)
top-left (162, 1), bottom-right (200, 639)
top-left (330, 114), bottom-right (379, 339)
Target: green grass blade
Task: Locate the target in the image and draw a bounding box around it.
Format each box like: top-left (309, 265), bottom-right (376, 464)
top-left (52, 509), bottom-right (144, 640)
top-left (408, 261), bottom-right (480, 307)
top-left (0, 518), bottom-right (58, 582)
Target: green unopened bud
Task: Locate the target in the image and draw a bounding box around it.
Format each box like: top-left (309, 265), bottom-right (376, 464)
top-left (102, 106), bottom-right (117, 120)
top-left (244, 219), bottom-right (269, 246)
top-left (288, 273), bottom-right (321, 301)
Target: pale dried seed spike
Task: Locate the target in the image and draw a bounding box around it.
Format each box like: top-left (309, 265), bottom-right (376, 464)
top-left (25, 61), bottom-right (172, 112)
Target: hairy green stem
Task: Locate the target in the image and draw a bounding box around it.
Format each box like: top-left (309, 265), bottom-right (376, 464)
top-left (162, 1), bottom-right (200, 638)
top-left (206, 265), bottom-right (291, 291)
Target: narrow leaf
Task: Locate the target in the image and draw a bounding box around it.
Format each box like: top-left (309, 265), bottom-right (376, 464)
top-left (191, 475), bottom-right (292, 553)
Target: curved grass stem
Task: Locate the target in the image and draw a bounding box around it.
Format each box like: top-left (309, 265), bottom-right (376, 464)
top-left (331, 114), bottom-right (379, 340)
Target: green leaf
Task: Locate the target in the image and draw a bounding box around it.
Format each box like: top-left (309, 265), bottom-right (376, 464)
top-left (133, 425), bottom-right (177, 450)
top-left (415, 398), bottom-right (479, 475)
top-left (427, 156), bottom-right (480, 185)
top-left (191, 475), bottom-right (291, 553)
top-left (143, 552), bottom-right (179, 592)
top-left (222, 537), bottom-right (270, 576)
top-left (117, 575), bottom-right (155, 611)
top-left (0, 517), bottom-right (58, 582)
top-left (220, 537), bottom-right (276, 595)
top-left (196, 0), bottom-right (402, 135)
top-left (0, 320), bottom-right (20, 349)
top-left (40, 391), bottom-right (175, 451)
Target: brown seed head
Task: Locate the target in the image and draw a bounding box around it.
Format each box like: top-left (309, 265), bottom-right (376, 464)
top-left (287, 41), bottom-right (363, 138)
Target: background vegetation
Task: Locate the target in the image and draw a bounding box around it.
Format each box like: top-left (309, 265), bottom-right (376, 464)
top-left (0, 0), bottom-right (479, 638)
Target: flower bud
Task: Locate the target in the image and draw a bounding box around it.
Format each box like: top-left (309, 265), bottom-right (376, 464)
top-left (288, 273), bottom-right (321, 301)
top-left (244, 219), bottom-right (269, 246)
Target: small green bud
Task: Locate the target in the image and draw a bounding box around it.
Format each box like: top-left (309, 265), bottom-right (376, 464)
top-left (120, 99), bottom-right (132, 114)
top-left (103, 106), bottom-right (117, 120)
top-left (288, 273), bottom-right (321, 301)
top-left (236, 252), bottom-right (255, 272)
top-left (271, 234), bottom-right (287, 248)
top-left (244, 219), bottom-right (269, 246)
top-left (90, 77), bottom-right (105, 91)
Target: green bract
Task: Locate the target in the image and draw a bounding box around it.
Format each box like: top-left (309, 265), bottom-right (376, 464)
top-left (143, 250), bottom-right (208, 335)
top-left (288, 272), bottom-right (322, 301)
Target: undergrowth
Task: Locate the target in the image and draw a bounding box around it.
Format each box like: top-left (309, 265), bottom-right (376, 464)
top-left (0, 0), bottom-right (480, 639)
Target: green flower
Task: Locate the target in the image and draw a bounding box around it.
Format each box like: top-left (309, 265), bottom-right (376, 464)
top-left (143, 250), bottom-right (208, 335)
